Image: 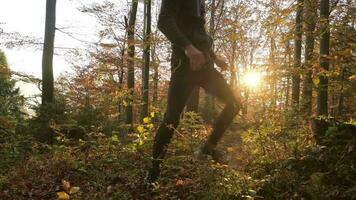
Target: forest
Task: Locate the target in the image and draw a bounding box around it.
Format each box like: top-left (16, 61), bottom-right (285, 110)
top-left (0, 0), bottom-right (355, 199)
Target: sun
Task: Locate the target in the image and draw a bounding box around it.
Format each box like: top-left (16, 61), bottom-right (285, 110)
top-left (243, 71), bottom-right (262, 88)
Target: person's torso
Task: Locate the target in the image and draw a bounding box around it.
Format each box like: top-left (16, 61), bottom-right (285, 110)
top-left (174, 0), bottom-right (213, 53)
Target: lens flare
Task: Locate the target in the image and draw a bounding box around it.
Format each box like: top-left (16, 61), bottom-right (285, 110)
top-left (243, 71), bottom-right (262, 88)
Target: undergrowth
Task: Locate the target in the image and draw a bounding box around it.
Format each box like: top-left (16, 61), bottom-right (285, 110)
top-left (1, 111), bottom-right (355, 200)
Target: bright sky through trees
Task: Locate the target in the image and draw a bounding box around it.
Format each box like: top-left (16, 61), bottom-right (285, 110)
top-left (0, 0), bottom-right (100, 96)
top-left (243, 71), bottom-right (263, 88)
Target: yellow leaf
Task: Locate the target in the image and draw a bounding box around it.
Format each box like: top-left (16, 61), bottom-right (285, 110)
top-left (147, 124), bottom-right (154, 129)
top-left (150, 112), bottom-right (155, 118)
top-left (69, 186), bottom-right (80, 194)
top-left (143, 117), bottom-right (151, 124)
top-left (137, 126), bottom-right (145, 133)
top-left (111, 135), bottom-right (119, 142)
top-left (62, 180), bottom-right (70, 191)
top-left (123, 100), bottom-right (128, 107)
top-left (312, 77), bottom-right (320, 85)
top-left (57, 191), bottom-right (70, 200)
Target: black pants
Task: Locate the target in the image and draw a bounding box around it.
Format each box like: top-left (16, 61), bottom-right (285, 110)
top-left (151, 63), bottom-right (240, 169)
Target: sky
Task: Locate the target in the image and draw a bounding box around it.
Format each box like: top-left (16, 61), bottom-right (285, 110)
top-left (0, 0), bottom-right (101, 97)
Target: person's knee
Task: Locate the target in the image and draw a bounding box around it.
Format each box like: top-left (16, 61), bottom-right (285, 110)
top-left (163, 112), bottom-right (180, 129)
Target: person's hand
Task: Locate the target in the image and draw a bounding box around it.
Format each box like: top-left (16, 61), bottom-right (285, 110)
top-left (214, 55), bottom-right (229, 71)
top-left (185, 44), bottom-right (206, 71)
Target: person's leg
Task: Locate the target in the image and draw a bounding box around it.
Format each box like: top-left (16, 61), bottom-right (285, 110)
top-left (199, 67), bottom-right (241, 154)
top-left (147, 74), bottom-right (194, 182)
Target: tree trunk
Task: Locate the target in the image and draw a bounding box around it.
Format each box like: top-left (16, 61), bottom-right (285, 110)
top-left (317, 0), bottom-right (330, 116)
top-left (285, 77), bottom-right (291, 108)
top-left (126, 0), bottom-right (138, 128)
top-left (141, 0), bottom-right (151, 120)
top-left (230, 43), bottom-right (237, 88)
top-left (118, 49), bottom-right (125, 122)
top-left (301, 0), bottom-right (317, 114)
top-left (42, 0), bottom-right (56, 106)
top-left (39, 0), bottom-right (56, 144)
top-left (338, 67), bottom-right (345, 117)
top-left (314, 0), bottom-right (330, 142)
top-left (292, 0), bottom-right (303, 108)
top-left (285, 41), bottom-right (292, 108)
top-left (270, 37), bottom-right (277, 107)
top-left (152, 36), bottom-right (158, 108)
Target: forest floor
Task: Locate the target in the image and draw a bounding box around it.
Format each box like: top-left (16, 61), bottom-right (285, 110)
top-left (1, 120), bottom-right (355, 200)
top-left (1, 126), bottom-right (257, 200)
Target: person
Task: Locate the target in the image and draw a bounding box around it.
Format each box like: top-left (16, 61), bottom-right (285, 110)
top-left (146, 0), bottom-right (241, 183)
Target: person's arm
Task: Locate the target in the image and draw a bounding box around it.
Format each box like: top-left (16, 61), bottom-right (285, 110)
top-left (158, 0), bottom-right (191, 49)
top-left (158, 0), bottom-right (206, 71)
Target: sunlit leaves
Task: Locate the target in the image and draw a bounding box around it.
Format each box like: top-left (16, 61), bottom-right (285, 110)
top-left (143, 117), bottom-right (151, 124)
top-left (57, 180), bottom-right (81, 199)
top-left (127, 114), bottom-right (156, 150)
top-left (175, 179), bottom-right (184, 186)
top-left (62, 180), bottom-right (71, 191)
top-left (137, 125), bottom-right (145, 134)
top-left (69, 186), bottom-right (80, 194)
top-left (57, 191), bottom-right (70, 200)
top-left (111, 134), bottom-right (119, 142)
top-left (313, 77), bottom-right (320, 85)
top-left (349, 75), bottom-right (356, 81)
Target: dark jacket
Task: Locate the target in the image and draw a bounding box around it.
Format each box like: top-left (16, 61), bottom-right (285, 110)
top-left (158, 0), bottom-right (213, 55)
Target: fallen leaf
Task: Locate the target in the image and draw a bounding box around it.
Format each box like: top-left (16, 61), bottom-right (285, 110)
top-left (176, 179), bottom-right (184, 186)
top-left (57, 191), bottom-right (70, 200)
top-left (69, 186), bottom-right (80, 194)
top-left (227, 147), bottom-right (234, 152)
top-left (62, 180), bottom-right (70, 191)
top-left (106, 185), bottom-right (115, 194)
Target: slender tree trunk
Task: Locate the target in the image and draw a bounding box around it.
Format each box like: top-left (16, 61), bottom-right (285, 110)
top-left (42, 0), bottom-right (56, 106)
top-left (338, 67), bottom-right (345, 117)
top-left (118, 49), bottom-right (125, 122)
top-left (152, 63), bottom-right (158, 106)
top-left (39, 0), bottom-right (56, 144)
top-left (337, 0), bottom-right (353, 117)
top-left (126, 0), bottom-right (138, 128)
top-left (152, 37), bottom-right (158, 107)
top-left (141, 0), bottom-right (151, 120)
top-left (243, 42), bottom-right (255, 114)
top-left (313, 0), bottom-right (330, 142)
top-left (270, 37), bottom-right (277, 107)
top-left (317, 0), bottom-right (330, 116)
top-left (285, 78), bottom-right (290, 108)
top-left (292, 0), bottom-right (303, 108)
top-left (301, 0), bottom-right (317, 114)
top-left (230, 43), bottom-right (237, 89)
top-left (285, 41), bottom-right (292, 108)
